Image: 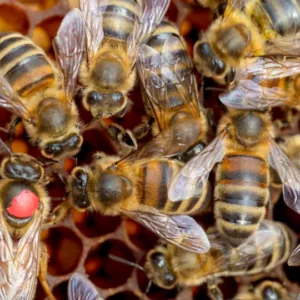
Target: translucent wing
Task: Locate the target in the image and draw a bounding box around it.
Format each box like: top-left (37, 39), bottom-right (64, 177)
top-left (168, 131), bottom-right (226, 202)
top-left (127, 0), bottom-right (170, 66)
top-left (288, 244), bottom-right (300, 266)
top-left (219, 79), bottom-right (294, 110)
top-left (68, 273), bottom-right (102, 300)
top-left (235, 57), bottom-right (300, 82)
top-left (79, 0), bottom-right (108, 62)
top-left (0, 72), bottom-right (32, 123)
top-left (209, 220), bottom-right (283, 273)
top-left (0, 137), bottom-right (12, 156)
top-left (269, 138), bottom-right (300, 213)
top-left (53, 8), bottom-right (85, 101)
top-left (122, 205), bottom-right (210, 253)
top-left (0, 206), bottom-right (43, 299)
top-left (265, 32), bottom-right (300, 56)
top-left (227, 0), bottom-right (251, 10)
top-left (137, 35), bottom-right (199, 130)
top-left (119, 118), bottom-right (203, 164)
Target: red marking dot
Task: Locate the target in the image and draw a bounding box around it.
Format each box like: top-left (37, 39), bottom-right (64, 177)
top-left (6, 190), bottom-right (39, 218)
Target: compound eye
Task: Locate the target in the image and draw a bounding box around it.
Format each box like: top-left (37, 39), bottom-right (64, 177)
top-left (111, 92), bottom-right (124, 105)
top-left (87, 91), bottom-right (103, 106)
top-left (44, 144), bottom-right (63, 156)
top-left (65, 134), bottom-right (82, 150)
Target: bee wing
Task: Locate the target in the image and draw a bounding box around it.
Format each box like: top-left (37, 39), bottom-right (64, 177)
top-left (0, 72), bottom-right (32, 123)
top-left (235, 57), bottom-right (300, 82)
top-left (127, 0), bottom-right (170, 66)
top-left (168, 131), bottom-right (226, 202)
top-left (53, 8), bottom-right (85, 101)
top-left (288, 244), bottom-right (300, 266)
top-left (119, 118), bottom-right (204, 164)
top-left (68, 273), bottom-right (103, 300)
top-left (0, 206), bottom-right (43, 299)
top-left (265, 32), bottom-right (300, 56)
top-left (137, 44), bottom-right (168, 130)
top-left (227, 0), bottom-right (251, 10)
top-left (122, 205), bottom-right (210, 253)
top-left (79, 0), bottom-right (108, 62)
top-left (210, 220), bottom-right (283, 273)
top-left (219, 79), bottom-right (293, 110)
top-left (269, 138), bottom-right (300, 214)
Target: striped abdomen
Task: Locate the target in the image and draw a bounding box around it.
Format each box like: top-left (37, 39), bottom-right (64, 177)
top-left (144, 21), bottom-right (197, 129)
top-left (250, 0), bottom-right (300, 38)
top-left (215, 154), bottom-right (269, 247)
top-left (103, 0), bottom-right (141, 42)
top-left (137, 159), bottom-right (209, 215)
top-left (0, 33), bottom-right (54, 98)
top-left (226, 221), bottom-right (295, 276)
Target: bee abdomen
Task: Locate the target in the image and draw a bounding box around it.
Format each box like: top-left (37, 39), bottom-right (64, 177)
top-left (103, 0), bottom-right (140, 41)
top-left (0, 33), bottom-right (54, 97)
top-left (215, 154), bottom-right (269, 247)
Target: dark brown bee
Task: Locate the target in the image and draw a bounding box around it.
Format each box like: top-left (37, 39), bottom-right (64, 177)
top-left (169, 109), bottom-right (300, 247)
top-left (0, 9), bottom-right (85, 159)
top-left (0, 138), bottom-right (54, 299)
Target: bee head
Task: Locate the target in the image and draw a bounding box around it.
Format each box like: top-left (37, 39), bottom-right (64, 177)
top-left (85, 91), bottom-right (127, 118)
top-left (145, 249), bottom-right (176, 289)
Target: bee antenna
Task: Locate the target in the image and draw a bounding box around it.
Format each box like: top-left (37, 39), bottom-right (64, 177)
top-left (109, 254), bottom-right (145, 272)
top-left (140, 279), bottom-right (152, 299)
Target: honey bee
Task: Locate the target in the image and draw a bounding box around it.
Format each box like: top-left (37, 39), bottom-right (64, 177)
top-left (0, 139), bottom-right (54, 299)
top-left (136, 20), bottom-right (208, 153)
top-left (0, 9), bottom-right (86, 160)
top-left (68, 125), bottom-right (211, 253)
top-left (234, 280), bottom-right (292, 300)
top-left (194, 0), bottom-right (300, 110)
top-left (68, 273), bottom-right (103, 300)
top-left (76, 0), bottom-right (170, 119)
top-left (144, 220), bottom-right (295, 297)
top-left (169, 109), bottom-right (300, 247)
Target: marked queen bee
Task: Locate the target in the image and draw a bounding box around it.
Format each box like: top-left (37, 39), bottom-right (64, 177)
top-left (76, 0), bottom-right (170, 119)
top-left (136, 20), bottom-right (208, 156)
top-left (169, 109), bottom-right (300, 247)
top-left (193, 0), bottom-right (300, 110)
top-left (0, 9), bottom-right (86, 160)
top-left (68, 124), bottom-right (211, 253)
top-left (0, 138), bottom-right (54, 299)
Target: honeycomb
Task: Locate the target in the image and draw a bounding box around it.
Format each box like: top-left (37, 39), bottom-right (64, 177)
top-left (0, 0), bottom-right (299, 299)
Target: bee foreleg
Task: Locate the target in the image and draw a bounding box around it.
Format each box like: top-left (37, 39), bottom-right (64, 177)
top-left (39, 244), bottom-right (56, 300)
top-left (207, 277), bottom-right (224, 300)
top-left (46, 199), bottom-right (71, 225)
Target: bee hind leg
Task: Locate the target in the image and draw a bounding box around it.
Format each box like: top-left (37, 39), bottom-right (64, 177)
top-left (39, 244), bottom-right (56, 300)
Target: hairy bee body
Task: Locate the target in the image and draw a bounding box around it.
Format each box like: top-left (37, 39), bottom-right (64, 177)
top-left (71, 156), bottom-right (209, 216)
top-left (0, 31), bottom-right (83, 159)
top-left (194, 0), bottom-right (300, 84)
top-left (102, 0), bottom-right (142, 42)
top-left (0, 33), bottom-right (55, 98)
top-left (146, 221), bottom-right (295, 289)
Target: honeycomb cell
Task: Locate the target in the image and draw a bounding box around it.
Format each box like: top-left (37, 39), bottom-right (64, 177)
top-left (125, 219), bottom-right (158, 251)
top-left (52, 280), bottom-right (68, 300)
top-left (44, 226), bottom-right (83, 276)
top-left (73, 210), bottom-right (121, 238)
top-left (11, 139), bottom-right (29, 154)
top-left (16, 0), bottom-right (59, 11)
top-left (0, 4), bottom-right (29, 34)
top-left (107, 291), bottom-right (139, 300)
top-left (32, 26), bottom-right (52, 52)
top-left (85, 239), bottom-right (135, 289)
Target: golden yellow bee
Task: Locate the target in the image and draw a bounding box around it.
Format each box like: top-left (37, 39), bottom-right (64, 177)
top-left (194, 0), bottom-right (300, 110)
top-left (75, 0), bottom-right (170, 119)
top-left (144, 221), bottom-right (295, 298)
top-left (0, 9), bottom-right (85, 159)
top-left (68, 125), bottom-right (211, 253)
top-left (136, 20), bottom-right (208, 157)
top-left (169, 109), bottom-right (300, 247)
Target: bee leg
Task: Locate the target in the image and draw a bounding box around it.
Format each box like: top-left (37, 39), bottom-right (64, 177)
top-left (267, 195), bottom-right (273, 220)
top-left (39, 244), bottom-right (56, 300)
top-left (132, 116), bottom-right (154, 140)
top-left (108, 123), bottom-right (138, 151)
top-left (207, 278), bottom-right (224, 300)
top-left (46, 199), bottom-right (71, 225)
